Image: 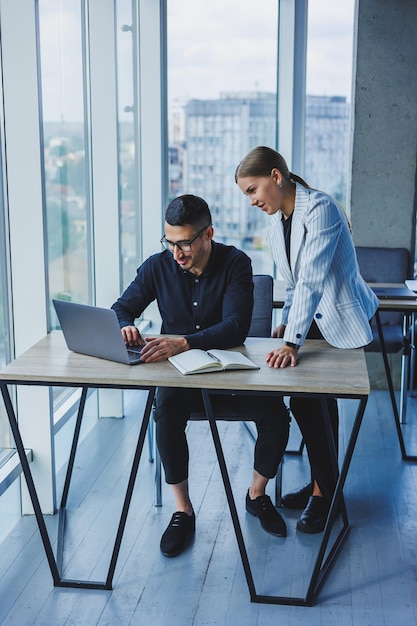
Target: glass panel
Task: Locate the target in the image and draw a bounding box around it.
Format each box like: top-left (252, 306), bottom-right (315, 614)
top-left (0, 259), bottom-right (7, 452)
top-left (116, 0), bottom-right (141, 290)
top-left (37, 0), bottom-right (92, 410)
top-left (0, 199), bottom-right (12, 457)
top-left (0, 74), bottom-right (12, 457)
top-left (38, 0), bottom-right (92, 327)
top-left (167, 0), bottom-right (278, 275)
top-left (305, 1), bottom-right (355, 207)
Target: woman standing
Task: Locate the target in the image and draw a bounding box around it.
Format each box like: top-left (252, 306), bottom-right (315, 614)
top-left (235, 146), bottom-right (378, 533)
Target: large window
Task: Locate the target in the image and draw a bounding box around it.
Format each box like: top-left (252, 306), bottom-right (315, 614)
top-left (37, 0), bottom-right (93, 418)
top-left (304, 0), bottom-right (355, 207)
top-left (37, 0), bottom-right (93, 324)
top-left (166, 1), bottom-right (355, 273)
top-left (0, 161), bottom-right (12, 462)
top-left (116, 0), bottom-right (142, 290)
top-left (0, 48), bottom-right (12, 461)
top-left (167, 0), bottom-right (278, 275)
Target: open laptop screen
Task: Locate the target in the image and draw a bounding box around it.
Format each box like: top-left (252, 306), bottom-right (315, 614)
top-left (53, 299), bottom-right (143, 365)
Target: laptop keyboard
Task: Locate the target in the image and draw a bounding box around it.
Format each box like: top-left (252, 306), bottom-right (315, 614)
top-left (127, 346), bottom-right (143, 365)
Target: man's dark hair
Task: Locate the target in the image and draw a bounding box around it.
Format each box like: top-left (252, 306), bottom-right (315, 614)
top-left (165, 194), bottom-right (212, 231)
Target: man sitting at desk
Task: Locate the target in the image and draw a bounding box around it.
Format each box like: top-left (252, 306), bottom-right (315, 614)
top-left (112, 194), bottom-right (290, 557)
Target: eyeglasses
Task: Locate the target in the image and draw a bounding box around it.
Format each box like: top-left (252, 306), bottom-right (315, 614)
top-left (160, 224), bottom-right (211, 252)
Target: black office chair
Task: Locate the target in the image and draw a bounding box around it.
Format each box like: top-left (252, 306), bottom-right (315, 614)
top-left (150, 274), bottom-right (287, 507)
top-left (355, 246), bottom-right (409, 352)
top-left (355, 246), bottom-right (411, 420)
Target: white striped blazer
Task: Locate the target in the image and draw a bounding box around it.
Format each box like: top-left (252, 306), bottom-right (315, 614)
top-left (266, 183), bottom-right (379, 349)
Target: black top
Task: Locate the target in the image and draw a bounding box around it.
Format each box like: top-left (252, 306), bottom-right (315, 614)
top-left (281, 211), bottom-right (293, 266)
top-left (111, 241), bottom-right (254, 350)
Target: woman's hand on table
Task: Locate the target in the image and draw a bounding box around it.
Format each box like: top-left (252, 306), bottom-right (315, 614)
top-left (266, 345), bottom-right (299, 368)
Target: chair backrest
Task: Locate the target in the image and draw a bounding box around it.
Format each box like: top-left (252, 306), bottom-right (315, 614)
top-left (355, 246), bottom-right (410, 327)
top-left (247, 274), bottom-right (273, 338)
top-left (355, 246), bottom-right (410, 284)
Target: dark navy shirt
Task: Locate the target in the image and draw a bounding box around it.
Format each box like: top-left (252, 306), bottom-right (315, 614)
top-left (111, 241), bottom-right (254, 350)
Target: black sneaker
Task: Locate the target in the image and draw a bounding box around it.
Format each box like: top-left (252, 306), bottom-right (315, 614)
top-left (246, 491), bottom-right (286, 537)
top-left (160, 511), bottom-right (195, 557)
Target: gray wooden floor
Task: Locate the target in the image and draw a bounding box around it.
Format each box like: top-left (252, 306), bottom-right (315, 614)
top-left (1, 388), bottom-right (417, 625)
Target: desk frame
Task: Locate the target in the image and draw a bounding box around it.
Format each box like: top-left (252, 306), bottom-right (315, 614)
top-left (202, 388), bottom-right (368, 606)
top-left (374, 310), bottom-right (417, 461)
top-left (0, 334), bottom-right (369, 605)
top-left (1, 380), bottom-right (155, 590)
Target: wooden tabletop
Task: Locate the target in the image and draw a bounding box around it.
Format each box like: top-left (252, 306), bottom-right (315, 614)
top-left (0, 331), bottom-right (370, 397)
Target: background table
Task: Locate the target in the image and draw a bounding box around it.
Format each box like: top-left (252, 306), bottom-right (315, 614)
top-left (369, 283), bottom-right (417, 460)
top-left (0, 332), bottom-right (369, 605)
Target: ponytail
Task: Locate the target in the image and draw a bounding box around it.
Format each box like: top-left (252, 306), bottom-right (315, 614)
top-left (289, 172), bottom-right (310, 189)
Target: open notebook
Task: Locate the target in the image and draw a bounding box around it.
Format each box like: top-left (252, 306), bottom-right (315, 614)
top-left (168, 348), bottom-right (259, 375)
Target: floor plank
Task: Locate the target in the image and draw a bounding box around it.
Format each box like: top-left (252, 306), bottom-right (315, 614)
top-left (0, 389), bottom-right (417, 625)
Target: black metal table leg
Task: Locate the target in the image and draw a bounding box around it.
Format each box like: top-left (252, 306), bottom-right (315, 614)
top-left (201, 388), bottom-right (368, 606)
top-left (375, 311), bottom-right (417, 461)
top-left (105, 388), bottom-right (155, 588)
top-left (57, 386), bottom-right (89, 574)
top-left (305, 396), bottom-right (367, 603)
top-left (1, 382), bottom-right (155, 590)
top-left (201, 390), bottom-right (257, 602)
top-left (1, 383), bottom-right (61, 586)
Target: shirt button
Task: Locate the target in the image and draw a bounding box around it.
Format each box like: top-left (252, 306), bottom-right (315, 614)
top-left (315, 313), bottom-right (322, 319)
top-left (193, 301), bottom-right (198, 306)
top-left (196, 325), bottom-right (200, 329)
top-left (296, 333), bottom-right (302, 339)
top-left (195, 278), bottom-right (199, 283)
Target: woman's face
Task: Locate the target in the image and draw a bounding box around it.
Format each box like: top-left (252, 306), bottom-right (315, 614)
top-left (237, 170), bottom-right (282, 215)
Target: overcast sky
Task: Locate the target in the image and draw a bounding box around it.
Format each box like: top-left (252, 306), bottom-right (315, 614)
top-left (39, 0), bottom-right (355, 122)
top-left (168, 0), bottom-right (355, 104)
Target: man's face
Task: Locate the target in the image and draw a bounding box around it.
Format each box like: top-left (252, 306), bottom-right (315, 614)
top-left (164, 222), bottom-right (213, 275)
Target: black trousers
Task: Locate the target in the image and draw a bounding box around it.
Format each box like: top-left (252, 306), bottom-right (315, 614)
top-left (289, 320), bottom-right (340, 501)
top-left (154, 387), bottom-right (291, 485)
top-left (289, 397), bottom-right (339, 502)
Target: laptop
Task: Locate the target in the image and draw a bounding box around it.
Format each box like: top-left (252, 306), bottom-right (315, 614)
top-left (371, 286), bottom-right (417, 300)
top-left (53, 299), bottom-right (143, 365)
